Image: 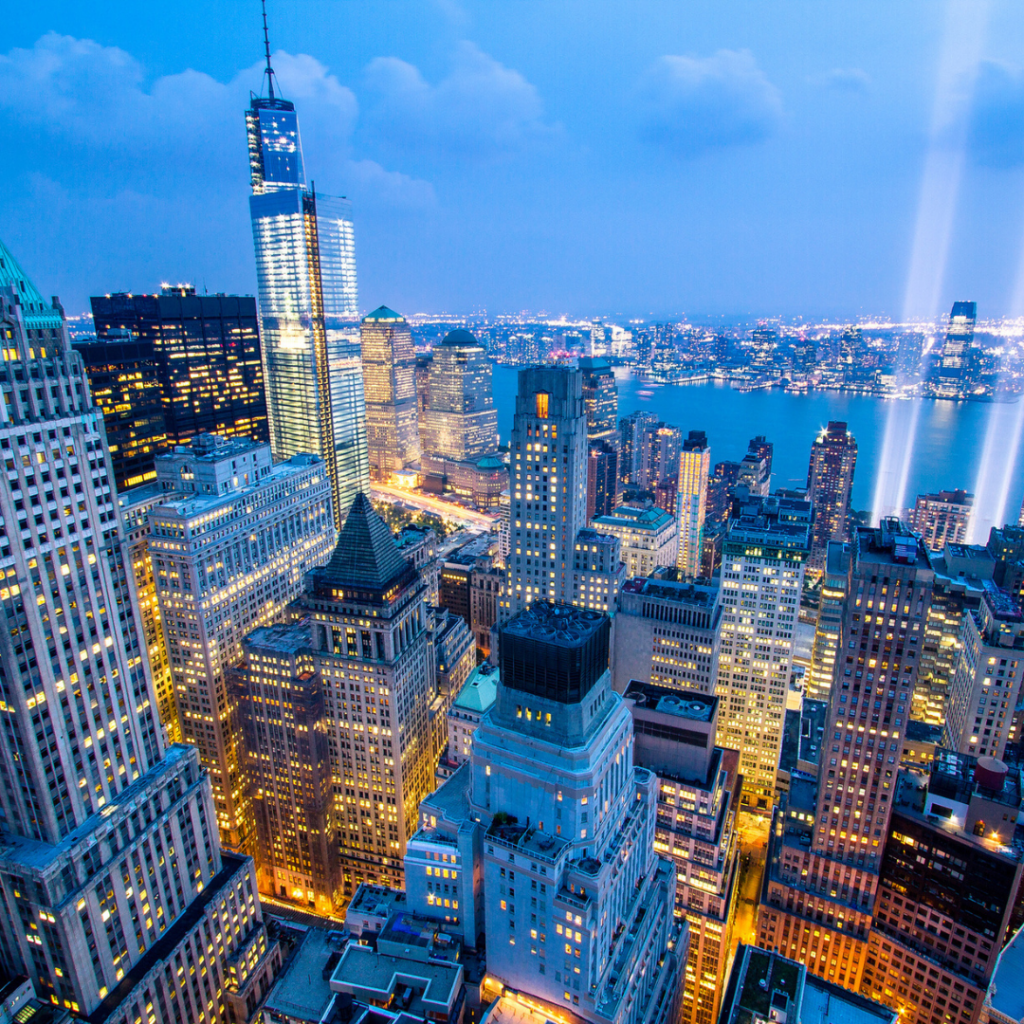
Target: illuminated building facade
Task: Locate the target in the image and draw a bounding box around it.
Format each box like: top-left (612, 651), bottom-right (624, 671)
top-left (406, 602), bottom-right (686, 1024)
top-left (292, 493), bottom-right (435, 897)
top-left (613, 578), bottom-right (721, 694)
top-left (0, 239), bottom-right (280, 1021)
top-left (360, 306), bottom-right (421, 481)
top-left (806, 421), bottom-right (857, 572)
top-left (716, 494), bottom-right (811, 809)
top-left (942, 585), bottom-right (1024, 761)
top-left (586, 439), bottom-right (618, 521)
top-left (590, 503), bottom-right (679, 579)
top-left (147, 435), bottom-right (335, 852)
top-left (808, 541), bottom-right (851, 701)
top-left (618, 410), bottom-right (658, 487)
top-left (72, 327), bottom-right (168, 490)
top-left (677, 431), bottom-right (710, 578)
top-left (247, 59), bottom-right (365, 529)
top-left (570, 528), bottom-right (625, 614)
top-left (231, 620), bottom-right (341, 914)
top-left (580, 357), bottom-right (618, 442)
top-left (931, 301), bottom-right (977, 398)
top-left (420, 328), bottom-right (498, 462)
top-left (625, 682), bottom-right (739, 1024)
top-left (908, 489), bottom-right (973, 552)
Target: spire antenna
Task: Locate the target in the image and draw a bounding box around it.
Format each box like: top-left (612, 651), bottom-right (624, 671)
top-left (261, 0), bottom-right (276, 101)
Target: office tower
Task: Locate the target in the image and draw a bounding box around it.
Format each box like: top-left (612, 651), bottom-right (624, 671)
top-left (625, 683), bottom-right (739, 1024)
top-left (506, 366), bottom-right (589, 612)
top-left (942, 585), bottom-right (1024, 760)
top-left (231, 620), bottom-right (340, 914)
top-left (428, 605), bottom-right (476, 762)
top-left (748, 435), bottom-right (773, 476)
top-left (613, 578), bottom-right (721, 694)
top-left (933, 300), bottom-right (977, 396)
top-left (808, 541), bottom-right (851, 701)
top-left (0, 239), bottom-right (280, 1020)
top-left (470, 558), bottom-right (504, 658)
top-left (707, 460), bottom-right (742, 525)
top-left (579, 357), bottom-right (618, 441)
top-left (586, 440), bottom-right (618, 521)
top-left (406, 602), bottom-right (686, 1024)
top-left (570, 528), bottom-right (625, 613)
top-left (147, 435), bottom-right (335, 851)
top-left (72, 327), bottom-right (168, 489)
top-left (806, 421), bottom-right (857, 572)
top-left (247, 43), bottom-right (364, 529)
top-left (645, 423), bottom-right (683, 491)
top-left (751, 326), bottom-right (777, 369)
top-left (736, 451), bottom-right (770, 497)
top-left (415, 352), bottom-right (433, 437)
top-left (446, 661), bottom-right (499, 767)
top-left (360, 306), bottom-right (421, 481)
top-left (757, 522), bottom-right (936, 1001)
top-left (908, 489), bottom-right (973, 551)
top-left (721, 946), bottom-right (897, 1024)
top-left (420, 329), bottom-right (498, 461)
top-left (618, 410), bottom-right (658, 487)
top-left (292, 493), bottom-right (434, 896)
top-left (717, 493), bottom-right (811, 809)
top-left (677, 430), bottom-right (710, 578)
top-left (88, 288), bottom-right (268, 470)
top-left (120, 484), bottom-right (178, 740)
top-left (590, 504), bottom-right (678, 579)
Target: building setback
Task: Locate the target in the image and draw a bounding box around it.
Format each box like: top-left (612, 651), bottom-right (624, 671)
top-left (0, 236), bottom-right (280, 1022)
top-left (590, 503), bottom-right (679, 580)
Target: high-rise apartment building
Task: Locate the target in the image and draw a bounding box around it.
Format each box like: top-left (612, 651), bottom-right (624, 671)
top-left (405, 601), bottom-right (686, 1024)
top-left (942, 585), bottom-right (1024, 761)
top-left (677, 430), bottom-right (710, 578)
top-left (0, 239), bottom-right (280, 1022)
top-left (586, 440), bottom-right (618, 521)
top-left (808, 541), bottom-right (851, 701)
top-left (591, 503), bottom-right (678, 579)
top-left (625, 683), bottom-right (739, 1024)
top-left (506, 367), bottom-right (589, 612)
top-left (932, 301), bottom-right (977, 397)
top-left (420, 329), bottom-right (498, 462)
top-left (908, 489), bottom-right (973, 551)
top-left (618, 410), bottom-right (658, 487)
top-left (579, 357), bottom-right (618, 441)
top-left (290, 493), bottom-right (435, 896)
top-left (87, 288), bottom-right (269, 480)
top-left (645, 424), bottom-right (683, 491)
top-left (360, 306), bottom-right (421, 481)
top-left (707, 460), bottom-right (742, 526)
top-left (807, 421), bottom-right (857, 572)
top-left (247, 47), bottom-right (365, 528)
top-left (146, 435), bottom-right (336, 851)
top-left (613, 578), bottom-right (721, 694)
top-left (717, 493), bottom-right (811, 809)
top-left (72, 327), bottom-right (168, 490)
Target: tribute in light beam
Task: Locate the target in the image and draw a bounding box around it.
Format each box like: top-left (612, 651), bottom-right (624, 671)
top-left (871, 400), bottom-right (922, 526)
top-left (967, 398), bottom-right (1024, 543)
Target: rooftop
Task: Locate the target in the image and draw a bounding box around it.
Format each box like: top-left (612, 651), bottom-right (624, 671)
top-left (988, 922), bottom-right (1024, 1024)
top-left (623, 680), bottom-right (717, 722)
top-left (592, 504), bottom-right (675, 531)
top-left (452, 663), bottom-right (499, 713)
top-left (262, 927), bottom-right (346, 1022)
top-left (363, 305), bottom-right (405, 323)
top-left (320, 493), bottom-right (416, 591)
top-left (620, 577), bottom-right (719, 608)
top-left (243, 618), bottom-right (313, 657)
top-left (501, 601), bottom-right (607, 648)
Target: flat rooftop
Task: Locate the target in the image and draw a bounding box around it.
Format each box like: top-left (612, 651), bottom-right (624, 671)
top-left (262, 928), bottom-right (345, 1022)
top-left (988, 923), bottom-right (1024, 1023)
top-left (624, 680), bottom-right (717, 722)
top-left (244, 618), bottom-right (313, 657)
top-left (621, 577), bottom-right (719, 607)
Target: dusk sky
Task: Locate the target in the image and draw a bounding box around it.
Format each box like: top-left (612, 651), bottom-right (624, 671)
top-left (5, 0), bottom-right (1024, 320)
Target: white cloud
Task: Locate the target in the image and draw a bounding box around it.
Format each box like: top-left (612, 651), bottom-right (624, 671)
top-left (819, 68), bottom-right (871, 93)
top-left (637, 49), bottom-right (783, 157)
top-left (362, 41), bottom-right (560, 161)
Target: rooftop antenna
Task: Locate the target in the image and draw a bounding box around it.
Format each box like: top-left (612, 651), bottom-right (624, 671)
top-left (261, 0), bottom-right (276, 101)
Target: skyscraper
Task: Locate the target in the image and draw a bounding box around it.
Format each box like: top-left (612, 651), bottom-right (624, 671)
top-left (806, 421), bottom-right (857, 572)
top-left (579, 356), bottom-right (618, 441)
top-left (247, 32), bottom-right (366, 528)
top-left (808, 540), bottom-right (850, 701)
top-left (86, 287), bottom-right (269, 482)
top-left (677, 430), bottom-right (710, 578)
top-left (0, 239), bottom-right (280, 1020)
top-left (586, 439), bottom-right (618, 520)
top-left (618, 410), bottom-right (658, 488)
top-left (420, 329), bottom-right (498, 461)
top-left (908, 489), bottom-right (973, 551)
top-left (360, 306), bottom-right (421, 481)
top-left (716, 493), bottom-right (811, 809)
top-left (932, 300), bottom-right (977, 397)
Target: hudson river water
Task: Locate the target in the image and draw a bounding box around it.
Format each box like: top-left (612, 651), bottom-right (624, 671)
top-left (490, 364), bottom-right (1024, 542)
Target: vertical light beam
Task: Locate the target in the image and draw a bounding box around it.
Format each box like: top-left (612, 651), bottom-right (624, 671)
top-left (968, 397), bottom-right (1024, 543)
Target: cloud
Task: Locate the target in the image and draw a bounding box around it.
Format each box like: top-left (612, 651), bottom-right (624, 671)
top-left (819, 68), bottom-right (871, 93)
top-left (967, 60), bottom-right (1024, 167)
top-left (637, 49), bottom-right (783, 157)
top-left (361, 41), bottom-right (560, 161)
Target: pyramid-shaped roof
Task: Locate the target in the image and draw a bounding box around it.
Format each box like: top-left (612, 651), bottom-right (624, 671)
top-left (0, 237), bottom-right (63, 331)
top-left (362, 305), bottom-right (404, 323)
top-left (322, 492), bottom-right (411, 589)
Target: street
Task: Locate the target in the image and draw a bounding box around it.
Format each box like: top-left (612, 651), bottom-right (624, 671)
top-left (732, 811), bottom-right (770, 952)
top-left (371, 484), bottom-right (500, 530)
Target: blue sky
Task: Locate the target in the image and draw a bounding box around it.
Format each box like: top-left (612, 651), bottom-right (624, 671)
top-left (4, 0), bottom-right (1024, 320)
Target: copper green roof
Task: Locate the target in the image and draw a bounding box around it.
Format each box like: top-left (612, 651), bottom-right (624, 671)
top-left (440, 328), bottom-right (478, 346)
top-left (321, 492), bottom-right (411, 589)
top-left (452, 664), bottom-right (499, 712)
top-left (0, 237), bottom-right (63, 331)
top-left (362, 305), bottom-right (404, 323)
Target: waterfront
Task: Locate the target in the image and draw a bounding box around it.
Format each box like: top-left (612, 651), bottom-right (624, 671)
top-left (491, 364), bottom-right (1024, 539)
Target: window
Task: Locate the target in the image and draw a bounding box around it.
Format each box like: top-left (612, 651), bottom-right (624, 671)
top-left (535, 392), bottom-right (549, 419)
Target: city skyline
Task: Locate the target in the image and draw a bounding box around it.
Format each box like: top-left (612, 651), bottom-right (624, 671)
top-left (8, 2), bottom-right (1024, 319)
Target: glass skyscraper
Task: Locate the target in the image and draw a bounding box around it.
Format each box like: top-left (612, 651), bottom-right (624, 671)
top-left (247, 59), bottom-right (367, 528)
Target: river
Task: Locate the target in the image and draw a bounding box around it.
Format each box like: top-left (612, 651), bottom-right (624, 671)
top-left (490, 364), bottom-right (1024, 542)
